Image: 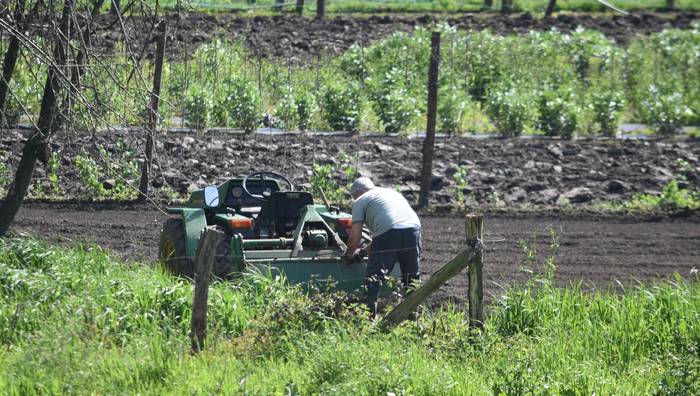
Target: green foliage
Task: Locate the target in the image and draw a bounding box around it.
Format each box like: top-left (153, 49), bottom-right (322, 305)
top-left (227, 76), bottom-right (262, 134)
top-left (642, 86), bottom-right (694, 135)
top-left (592, 89), bottom-right (625, 137)
top-left (73, 144), bottom-right (140, 200)
top-left (1, 236), bottom-right (699, 394)
top-left (295, 90), bottom-right (316, 132)
top-left (308, 154), bottom-right (358, 208)
top-left (486, 85), bottom-right (531, 137)
top-left (368, 67), bottom-right (419, 134)
top-left (0, 161), bottom-right (9, 196)
top-left (438, 83), bottom-right (468, 136)
top-left (274, 90), bottom-right (297, 130)
top-left (536, 86), bottom-right (579, 138)
top-left (627, 180), bottom-right (700, 212)
top-left (322, 82), bottom-right (363, 132)
top-left (450, 165), bottom-right (471, 211)
top-left (184, 85), bottom-right (213, 131)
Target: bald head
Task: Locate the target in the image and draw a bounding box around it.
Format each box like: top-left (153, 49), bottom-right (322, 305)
top-left (350, 177), bottom-right (375, 199)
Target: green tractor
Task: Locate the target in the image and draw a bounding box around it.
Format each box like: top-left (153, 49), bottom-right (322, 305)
top-left (158, 171), bottom-right (396, 292)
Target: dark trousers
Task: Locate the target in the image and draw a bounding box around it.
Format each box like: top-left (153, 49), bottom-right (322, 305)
top-left (364, 227), bottom-right (422, 303)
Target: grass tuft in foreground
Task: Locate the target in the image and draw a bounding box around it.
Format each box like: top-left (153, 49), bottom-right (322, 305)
top-left (0, 236), bottom-right (698, 394)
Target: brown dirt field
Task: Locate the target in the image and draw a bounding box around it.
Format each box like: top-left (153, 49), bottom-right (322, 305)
top-left (12, 202), bottom-right (700, 307)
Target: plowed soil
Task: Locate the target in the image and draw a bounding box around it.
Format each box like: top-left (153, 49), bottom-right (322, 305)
top-left (12, 202), bottom-right (700, 306)
top-left (92, 12), bottom-right (700, 61)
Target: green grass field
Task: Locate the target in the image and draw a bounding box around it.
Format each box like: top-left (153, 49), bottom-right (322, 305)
top-left (0, 236), bottom-right (698, 394)
top-left (156, 0), bottom-right (700, 14)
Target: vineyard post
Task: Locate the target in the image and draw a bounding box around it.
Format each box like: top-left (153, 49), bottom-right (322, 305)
top-left (296, 0), bottom-right (304, 15)
top-left (501, 0), bottom-right (512, 15)
top-left (419, 31), bottom-right (440, 209)
top-left (466, 214), bottom-right (484, 329)
top-left (316, 0), bottom-right (325, 19)
top-left (191, 227), bottom-right (224, 353)
top-left (138, 19), bottom-right (167, 202)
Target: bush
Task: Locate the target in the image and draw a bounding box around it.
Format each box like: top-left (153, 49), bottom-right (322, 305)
top-left (322, 82), bottom-right (363, 133)
top-left (536, 87), bottom-right (579, 139)
top-left (295, 90), bottom-right (316, 132)
top-left (274, 91), bottom-right (297, 131)
top-left (591, 90), bottom-right (624, 137)
top-left (486, 85), bottom-right (531, 137)
top-left (184, 85), bottom-right (213, 131)
top-left (438, 84), bottom-right (468, 136)
top-left (642, 86), bottom-right (693, 136)
top-left (368, 67), bottom-right (419, 134)
top-left (228, 77), bottom-right (262, 134)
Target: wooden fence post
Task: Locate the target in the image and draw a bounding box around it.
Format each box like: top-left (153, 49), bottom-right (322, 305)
top-left (466, 214), bottom-right (483, 329)
top-left (138, 19), bottom-right (167, 202)
top-left (316, 0), bottom-right (325, 19)
top-left (419, 31), bottom-right (440, 209)
top-left (190, 227), bottom-right (225, 353)
top-left (296, 0), bottom-right (304, 15)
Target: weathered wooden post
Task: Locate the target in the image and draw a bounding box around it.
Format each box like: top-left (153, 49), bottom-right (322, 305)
top-left (419, 31), bottom-right (440, 209)
top-left (466, 214), bottom-right (483, 329)
top-left (138, 19), bottom-right (167, 202)
top-left (296, 0), bottom-right (305, 15)
top-left (316, 0), bottom-right (325, 19)
top-left (190, 227), bottom-right (225, 353)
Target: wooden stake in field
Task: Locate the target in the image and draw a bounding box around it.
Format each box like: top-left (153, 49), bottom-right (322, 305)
top-left (316, 0), bottom-right (325, 19)
top-left (419, 31), bottom-right (440, 209)
top-left (381, 214), bottom-right (484, 330)
top-left (190, 227), bottom-right (225, 353)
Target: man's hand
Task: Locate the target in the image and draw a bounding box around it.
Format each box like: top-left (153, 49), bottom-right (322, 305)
top-left (341, 251), bottom-right (359, 266)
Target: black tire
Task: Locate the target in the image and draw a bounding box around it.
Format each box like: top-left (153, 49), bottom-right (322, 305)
top-left (199, 226), bottom-right (234, 279)
top-left (159, 218), bottom-right (194, 278)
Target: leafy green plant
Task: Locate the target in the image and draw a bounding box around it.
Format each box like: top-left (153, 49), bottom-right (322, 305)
top-left (450, 165), bottom-right (471, 211)
top-left (591, 90), bottom-right (624, 137)
top-left (642, 86), bottom-right (693, 136)
top-left (47, 151), bottom-right (61, 195)
top-left (536, 87), bottom-right (579, 138)
top-left (322, 82), bottom-right (363, 133)
top-left (295, 90), bottom-right (315, 132)
top-left (486, 85), bottom-right (531, 137)
top-left (228, 76), bottom-right (262, 134)
top-left (274, 91), bottom-right (297, 131)
top-left (368, 67), bottom-right (419, 133)
top-left (438, 83), bottom-right (468, 136)
top-left (73, 145), bottom-right (139, 200)
top-left (627, 180), bottom-right (699, 212)
top-left (184, 85), bottom-right (213, 131)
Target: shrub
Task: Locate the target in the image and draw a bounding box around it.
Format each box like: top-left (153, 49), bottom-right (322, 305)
top-left (228, 77), bottom-right (262, 134)
top-left (323, 82), bottom-right (363, 133)
top-left (274, 91), bottom-right (297, 131)
top-left (642, 86), bottom-right (693, 136)
top-left (486, 85), bottom-right (530, 137)
top-left (438, 84), bottom-right (468, 136)
top-left (184, 85), bottom-right (212, 131)
top-left (368, 67), bottom-right (419, 134)
top-left (591, 90), bottom-right (624, 137)
top-left (536, 87), bottom-right (578, 139)
top-left (628, 180), bottom-right (700, 212)
top-left (295, 90), bottom-right (315, 132)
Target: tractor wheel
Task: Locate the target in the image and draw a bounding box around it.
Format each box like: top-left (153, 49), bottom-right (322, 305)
top-left (158, 218), bottom-right (194, 278)
top-left (198, 226), bottom-right (234, 279)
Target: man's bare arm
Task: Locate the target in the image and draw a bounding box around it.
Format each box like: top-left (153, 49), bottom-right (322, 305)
top-left (344, 221), bottom-right (364, 258)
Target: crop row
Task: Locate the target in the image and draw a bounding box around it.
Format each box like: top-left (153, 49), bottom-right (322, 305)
top-left (3, 23), bottom-right (700, 136)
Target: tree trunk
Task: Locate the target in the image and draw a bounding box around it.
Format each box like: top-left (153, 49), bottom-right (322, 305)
top-left (0, 0), bottom-right (26, 127)
top-left (483, 0), bottom-right (493, 9)
top-left (0, 0), bottom-right (73, 236)
top-left (544, 0), bottom-right (556, 17)
top-left (501, 0), bottom-right (512, 15)
top-left (137, 20), bottom-right (167, 202)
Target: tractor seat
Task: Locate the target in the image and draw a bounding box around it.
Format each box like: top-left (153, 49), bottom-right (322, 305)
top-left (255, 191), bottom-right (314, 237)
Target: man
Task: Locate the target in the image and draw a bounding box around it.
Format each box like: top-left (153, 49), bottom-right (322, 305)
top-left (343, 177), bottom-right (422, 315)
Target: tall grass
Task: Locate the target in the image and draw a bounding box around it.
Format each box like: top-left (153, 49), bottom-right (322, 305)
top-left (0, 235), bottom-right (698, 394)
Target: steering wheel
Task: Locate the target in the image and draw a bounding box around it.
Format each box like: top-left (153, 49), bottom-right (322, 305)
top-left (242, 171), bottom-right (294, 202)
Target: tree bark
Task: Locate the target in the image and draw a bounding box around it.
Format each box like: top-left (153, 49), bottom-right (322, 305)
top-left (137, 20), bottom-right (167, 202)
top-left (0, 0), bottom-right (73, 236)
top-left (0, 0), bottom-right (26, 127)
top-left (418, 32), bottom-right (440, 209)
top-left (544, 0), bottom-right (556, 17)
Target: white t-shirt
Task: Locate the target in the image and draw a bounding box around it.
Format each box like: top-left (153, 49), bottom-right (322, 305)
top-left (351, 187), bottom-right (421, 237)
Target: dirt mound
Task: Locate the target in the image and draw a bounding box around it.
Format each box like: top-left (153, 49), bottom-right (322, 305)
top-left (93, 12), bottom-right (700, 61)
top-left (3, 130), bottom-right (699, 210)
